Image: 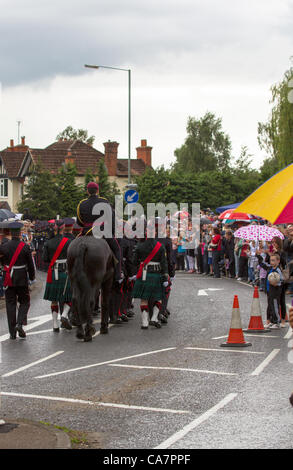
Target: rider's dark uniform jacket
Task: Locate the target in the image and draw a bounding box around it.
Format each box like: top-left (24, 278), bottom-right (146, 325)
top-left (0, 238), bottom-right (35, 286)
top-left (77, 195), bottom-right (115, 234)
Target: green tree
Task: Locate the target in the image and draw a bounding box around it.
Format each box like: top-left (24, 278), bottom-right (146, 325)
top-left (56, 163), bottom-right (84, 217)
top-left (17, 161), bottom-right (59, 220)
top-left (56, 125), bottom-right (95, 145)
top-left (258, 63), bottom-right (293, 174)
top-left (174, 112), bottom-right (232, 173)
top-left (97, 158), bottom-right (120, 205)
top-left (84, 167), bottom-right (97, 194)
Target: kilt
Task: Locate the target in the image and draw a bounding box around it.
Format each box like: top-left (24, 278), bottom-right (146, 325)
top-left (43, 270), bottom-right (72, 302)
top-left (132, 272), bottom-right (164, 301)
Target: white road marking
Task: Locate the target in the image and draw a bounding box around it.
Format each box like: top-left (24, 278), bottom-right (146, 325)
top-left (109, 364), bottom-right (237, 376)
top-left (26, 329), bottom-right (53, 336)
top-left (212, 334), bottom-right (281, 339)
top-left (184, 347), bottom-right (264, 354)
top-left (198, 288), bottom-right (223, 296)
top-left (35, 347), bottom-right (177, 379)
top-left (155, 393), bottom-right (238, 449)
top-left (250, 349), bottom-right (280, 376)
top-left (2, 351), bottom-right (64, 378)
top-left (0, 391), bottom-right (189, 415)
top-left (0, 315), bottom-right (52, 343)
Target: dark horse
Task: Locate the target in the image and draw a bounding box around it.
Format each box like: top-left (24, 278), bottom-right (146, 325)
top-left (67, 236), bottom-right (114, 341)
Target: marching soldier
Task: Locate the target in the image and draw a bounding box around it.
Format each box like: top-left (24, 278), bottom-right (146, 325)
top-left (63, 218), bottom-right (76, 240)
top-left (0, 221), bottom-right (35, 339)
top-left (76, 181), bottom-right (122, 281)
top-left (43, 219), bottom-right (73, 332)
top-left (132, 228), bottom-right (169, 329)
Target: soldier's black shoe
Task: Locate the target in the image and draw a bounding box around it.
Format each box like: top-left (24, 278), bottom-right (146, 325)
top-left (76, 325), bottom-right (84, 339)
top-left (60, 317), bottom-right (72, 330)
top-left (165, 308), bottom-right (171, 316)
top-left (121, 314), bottom-right (129, 322)
top-left (149, 321), bottom-right (161, 328)
top-left (109, 318), bottom-right (123, 325)
top-left (127, 310), bottom-right (135, 318)
top-left (15, 326), bottom-right (26, 338)
top-left (158, 313), bottom-right (168, 324)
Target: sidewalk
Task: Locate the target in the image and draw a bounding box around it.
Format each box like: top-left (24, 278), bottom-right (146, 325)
top-left (0, 419), bottom-right (71, 449)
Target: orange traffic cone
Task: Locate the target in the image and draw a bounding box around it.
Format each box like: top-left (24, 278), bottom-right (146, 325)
top-left (244, 286), bottom-right (270, 333)
top-left (221, 295), bottom-right (252, 347)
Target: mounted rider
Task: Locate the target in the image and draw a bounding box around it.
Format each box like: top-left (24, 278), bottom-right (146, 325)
top-left (76, 181), bottom-right (122, 282)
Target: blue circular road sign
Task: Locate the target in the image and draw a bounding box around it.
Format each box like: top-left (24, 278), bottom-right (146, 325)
top-left (124, 189), bottom-right (139, 204)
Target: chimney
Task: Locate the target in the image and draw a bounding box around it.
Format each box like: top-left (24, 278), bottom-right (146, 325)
top-left (136, 139), bottom-right (152, 167)
top-left (21, 136), bottom-right (25, 146)
top-left (65, 150), bottom-right (75, 165)
top-left (10, 139), bottom-right (14, 150)
top-left (103, 141), bottom-right (119, 176)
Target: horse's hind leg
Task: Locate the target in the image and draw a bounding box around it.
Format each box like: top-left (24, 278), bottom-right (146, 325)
top-left (100, 278), bottom-right (112, 334)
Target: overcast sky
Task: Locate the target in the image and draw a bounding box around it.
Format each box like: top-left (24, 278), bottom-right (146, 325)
top-left (0, 0), bottom-right (292, 169)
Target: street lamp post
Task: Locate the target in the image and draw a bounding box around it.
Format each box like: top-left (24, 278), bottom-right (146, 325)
top-left (84, 64), bottom-right (132, 185)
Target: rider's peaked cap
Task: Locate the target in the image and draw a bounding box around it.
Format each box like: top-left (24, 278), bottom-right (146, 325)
top-left (87, 181), bottom-right (99, 192)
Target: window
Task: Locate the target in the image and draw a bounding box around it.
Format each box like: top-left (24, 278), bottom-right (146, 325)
top-left (0, 178), bottom-right (8, 197)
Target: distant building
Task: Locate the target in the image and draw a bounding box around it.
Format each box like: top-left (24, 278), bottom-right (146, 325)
top-left (0, 137), bottom-right (152, 211)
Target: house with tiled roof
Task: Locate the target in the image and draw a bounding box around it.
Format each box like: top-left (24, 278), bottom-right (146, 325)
top-left (0, 137), bottom-right (152, 211)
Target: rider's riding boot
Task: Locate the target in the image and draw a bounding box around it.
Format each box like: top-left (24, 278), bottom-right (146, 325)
top-left (51, 305), bottom-right (59, 332)
top-left (60, 303), bottom-right (72, 330)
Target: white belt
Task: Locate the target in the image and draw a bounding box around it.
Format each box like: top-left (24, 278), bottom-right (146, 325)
top-left (142, 261), bottom-right (160, 281)
top-left (53, 259), bottom-right (67, 281)
top-left (5, 264), bottom-right (26, 279)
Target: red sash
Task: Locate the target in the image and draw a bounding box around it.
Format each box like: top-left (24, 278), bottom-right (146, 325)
top-left (46, 238), bottom-right (69, 283)
top-left (137, 242), bottom-right (162, 279)
top-left (4, 242), bottom-right (26, 288)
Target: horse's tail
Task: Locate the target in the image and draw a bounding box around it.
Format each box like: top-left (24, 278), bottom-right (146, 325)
top-left (71, 240), bottom-right (91, 324)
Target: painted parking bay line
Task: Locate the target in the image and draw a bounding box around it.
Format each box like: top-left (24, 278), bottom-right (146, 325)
top-left (155, 393), bottom-right (238, 449)
top-left (1, 391), bottom-right (189, 415)
top-left (184, 347), bottom-right (264, 355)
top-left (250, 349), bottom-right (280, 376)
top-left (35, 347), bottom-right (177, 379)
top-left (109, 364), bottom-right (237, 376)
top-left (0, 314), bottom-right (52, 343)
top-left (2, 351), bottom-right (64, 378)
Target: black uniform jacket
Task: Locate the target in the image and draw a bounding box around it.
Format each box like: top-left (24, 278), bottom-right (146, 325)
top-left (0, 238), bottom-right (35, 286)
top-left (42, 234), bottom-right (72, 264)
top-left (133, 238), bottom-right (168, 281)
top-left (77, 195), bottom-right (115, 232)
top-left (156, 236), bottom-right (175, 278)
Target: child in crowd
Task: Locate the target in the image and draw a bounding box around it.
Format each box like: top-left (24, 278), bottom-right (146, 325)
top-left (247, 240), bottom-right (258, 286)
top-left (256, 251), bottom-right (284, 329)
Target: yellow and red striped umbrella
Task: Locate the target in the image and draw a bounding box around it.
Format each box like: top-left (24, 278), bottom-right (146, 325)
top-left (237, 163), bottom-right (293, 224)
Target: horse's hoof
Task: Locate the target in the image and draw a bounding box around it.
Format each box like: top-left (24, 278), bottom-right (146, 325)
top-left (76, 326), bottom-right (84, 339)
top-left (141, 326), bottom-right (148, 330)
top-left (100, 327), bottom-right (109, 335)
top-left (290, 393), bottom-right (293, 407)
top-left (53, 328), bottom-right (60, 333)
top-left (84, 336), bottom-right (93, 342)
